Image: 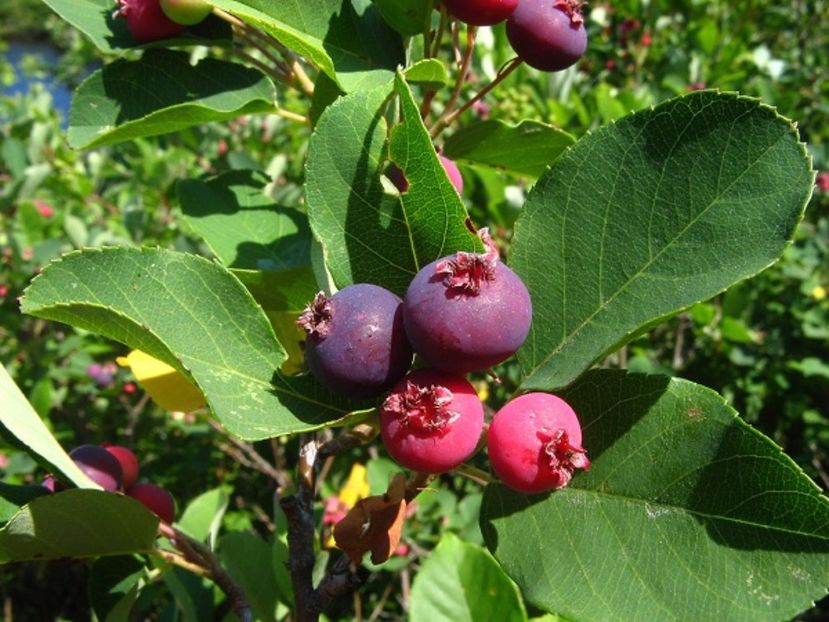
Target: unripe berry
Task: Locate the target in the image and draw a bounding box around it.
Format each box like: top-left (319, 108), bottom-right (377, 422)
top-left (114, 0), bottom-right (185, 43)
top-left (487, 392), bottom-right (589, 493)
top-left (102, 444), bottom-right (140, 489)
top-left (160, 0), bottom-right (212, 26)
top-left (69, 444), bottom-right (124, 492)
top-left (442, 0), bottom-right (519, 26)
top-left (380, 368), bottom-right (484, 473)
top-left (402, 229), bottom-right (531, 373)
top-left (127, 482), bottom-right (176, 523)
top-left (298, 284), bottom-right (413, 398)
top-left (506, 0), bottom-right (588, 72)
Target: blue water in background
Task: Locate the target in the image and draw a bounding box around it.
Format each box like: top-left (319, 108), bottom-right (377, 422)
top-left (2, 41), bottom-right (73, 118)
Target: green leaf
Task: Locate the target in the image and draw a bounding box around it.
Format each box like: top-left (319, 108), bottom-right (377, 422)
top-left (0, 483), bottom-right (50, 524)
top-left (208, 0), bottom-right (404, 92)
top-left (373, 0), bottom-right (432, 36)
top-left (162, 567), bottom-right (213, 622)
top-left (178, 169), bottom-right (316, 374)
top-left (443, 120), bottom-right (575, 178)
top-left (0, 490), bottom-right (159, 563)
top-left (404, 59), bottom-right (450, 90)
top-left (409, 533), bottom-right (527, 622)
top-left (219, 532), bottom-right (280, 622)
top-left (21, 247), bottom-right (369, 440)
top-left (0, 363), bottom-right (97, 488)
top-left (177, 487), bottom-right (230, 546)
top-left (88, 555), bottom-right (146, 622)
top-left (68, 50), bottom-right (274, 150)
top-left (306, 85), bottom-right (413, 293)
top-left (512, 92), bottom-right (814, 390)
top-left (41, 0), bottom-right (231, 54)
top-left (481, 370), bottom-right (829, 622)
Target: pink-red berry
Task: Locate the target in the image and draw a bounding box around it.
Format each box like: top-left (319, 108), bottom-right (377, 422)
top-left (506, 0), bottom-right (588, 72)
top-left (102, 444), bottom-right (140, 489)
top-left (442, 0), bottom-right (519, 26)
top-left (487, 392), bottom-right (589, 493)
top-left (380, 368), bottom-right (484, 473)
top-left (114, 0), bottom-right (185, 43)
top-left (402, 229), bottom-right (532, 373)
top-left (127, 482), bottom-right (176, 523)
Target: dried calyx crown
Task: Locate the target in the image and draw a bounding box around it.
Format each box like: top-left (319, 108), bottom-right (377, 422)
top-left (539, 428), bottom-right (590, 489)
top-left (435, 227), bottom-right (500, 295)
top-left (297, 291), bottom-right (333, 338)
top-left (383, 381), bottom-right (459, 435)
top-left (113, 0), bottom-right (135, 17)
top-left (553, 0), bottom-right (586, 26)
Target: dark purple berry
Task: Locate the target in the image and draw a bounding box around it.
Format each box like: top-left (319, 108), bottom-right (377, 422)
top-left (506, 0), bottom-right (588, 72)
top-left (69, 444), bottom-right (124, 492)
top-left (442, 0), bottom-right (519, 26)
top-left (297, 284), bottom-right (413, 398)
top-left (403, 229), bottom-right (532, 374)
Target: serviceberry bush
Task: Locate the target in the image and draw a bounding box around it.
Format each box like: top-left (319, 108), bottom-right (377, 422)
top-left (1, 1), bottom-right (827, 621)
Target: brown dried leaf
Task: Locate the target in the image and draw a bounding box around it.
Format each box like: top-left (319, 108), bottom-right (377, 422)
top-left (333, 473), bottom-right (407, 565)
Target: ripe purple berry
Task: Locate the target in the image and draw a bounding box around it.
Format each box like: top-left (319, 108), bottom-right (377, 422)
top-left (380, 369), bottom-right (484, 473)
top-left (402, 229), bottom-right (532, 374)
top-left (487, 392), bottom-right (590, 493)
top-left (298, 284), bottom-right (413, 398)
top-left (506, 0), bottom-right (588, 72)
top-left (114, 0), bottom-right (185, 43)
top-left (127, 482), bottom-right (176, 523)
top-left (442, 0), bottom-right (519, 26)
top-left (69, 444), bottom-right (124, 492)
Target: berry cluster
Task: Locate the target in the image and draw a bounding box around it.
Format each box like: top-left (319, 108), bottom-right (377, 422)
top-left (113, 0), bottom-right (211, 43)
top-left (43, 443), bottom-right (176, 523)
top-left (298, 229), bottom-right (589, 493)
top-left (443, 0), bottom-right (588, 72)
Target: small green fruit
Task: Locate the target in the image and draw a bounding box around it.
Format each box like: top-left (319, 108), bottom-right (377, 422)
top-left (160, 0), bottom-right (212, 26)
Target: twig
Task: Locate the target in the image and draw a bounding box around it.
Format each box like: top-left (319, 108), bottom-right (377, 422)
top-left (208, 419), bottom-right (286, 486)
top-left (158, 523), bottom-right (253, 622)
top-left (232, 26), bottom-right (292, 78)
top-left (232, 47), bottom-right (290, 85)
top-left (318, 423), bottom-right (378, 460)
top-left (154, 549), bottom-right (212, 578)
top-left (429, 57), bottom-right (522, 138)
top-left (367, 582), bottom-right (395, 622)
top-left (290, 59), bottom-right (316, 97)
top-left (453, 463), bottom-right (495, 485)
top-left (440, 26), bottom-right (477, 127)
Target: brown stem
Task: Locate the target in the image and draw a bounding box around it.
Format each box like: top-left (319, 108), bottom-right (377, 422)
top-left (440, 26), bottom-right (477, 128)
top-left (318, 423), bottom-right (379, 460)
top-left (208, 419), bottom-right (286, 486)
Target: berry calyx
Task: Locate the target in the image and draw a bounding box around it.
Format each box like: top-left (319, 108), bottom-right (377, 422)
top-left (127, 482), bottom-right (176, 523)
top-left (442, 0), bottom-right (519, 26)
top-left (380, 369), bottom-right (484, 473)
top-left (159, 0), bottom-right (212, 26)
top-left (69, 444), bottom-right (124, 492)
top-left (506, 0), bottom-right (588, 72)
top-left (298, 284), bottom-right (413, 398)
top-left (114, 0), bottom-right (185, 43)
top-left (487, 392), bottom-right (590, 494)
top-left (402, 229), bottom-right (532, 373)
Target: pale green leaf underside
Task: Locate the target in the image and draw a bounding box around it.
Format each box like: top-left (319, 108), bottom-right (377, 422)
top-left (443, 119), bottom-right (575, 177)
top-left (409, 533), bottom-right (527, 622)
top-left (208, 0), bottom-right (404, 92)
top-left (0, 490), bottom-right (159, 563)
top-left (512, 91), bottom-right (814, 391)
top-left (0, 364), bottom-right (97, 489)
top-left (481, 370), bottom-right (829, 622)
top-left (21, 247), bottom-right (367, 440)
top-left (68, 50), bottom-right (274, 149)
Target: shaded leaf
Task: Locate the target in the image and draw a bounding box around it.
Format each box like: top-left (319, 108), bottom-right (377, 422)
top-left (68, 50), bottom-right (274, 149)
top-left (512, 92), bottom-right (814, 390)
top-left (219, 532), bottom-right (280, 622)
top-left (373, 0), bottom-right (432, 35)
top-left (88, 555), bottom-right (146, 622)
top-left (481, 370), bottom-right (829, 621)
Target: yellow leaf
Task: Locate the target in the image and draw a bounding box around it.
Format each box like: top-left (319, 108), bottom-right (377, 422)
top-left (338, 463), bottom-right (370, 508)
top-left (117, 350), bottom-right (206, 412)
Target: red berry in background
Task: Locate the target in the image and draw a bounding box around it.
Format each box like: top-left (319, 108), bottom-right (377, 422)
top-left (41, 475), bottom-right (59, 493)
top-left (127, 482), bottom-right (176, 523)
top-left (101, 444), bottom-right (140, 489)
top-left (69, 444), bottom-right (124, 492)
top-left (123, 382), bottom-right (137, 394)
top-left (506, 0), bottom-right (588, 72)
top-left (160, 0), bottom-right (211, 26)
top-left (817, 172), bottom-right (829, 193)
top-left (380, 369), bottom-right (484, 473)
top-left (402, 229), bottom-right (532, 374)
top-left (389, 154), bottom-right (464, 195)
top-left (114, 0), bottom-right (185, 43)
top-left (487, 392), bottom-right (590, 494)
top-left (442, 0), bottom-right (519, 26)
top-left (298, 284), bottom-right (413, 398)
